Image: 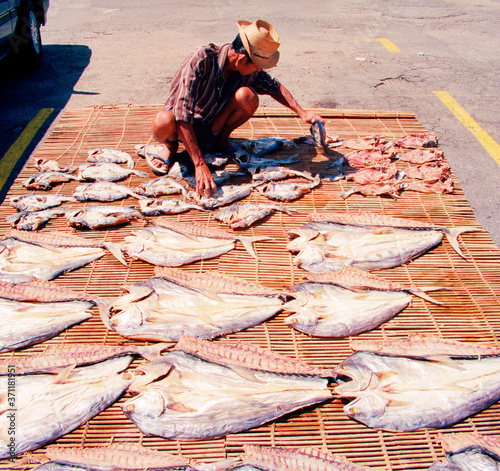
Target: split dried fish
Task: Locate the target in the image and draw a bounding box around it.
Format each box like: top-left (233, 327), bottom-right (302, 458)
top-left (6, 207), bottom-right (68, 231)
top-left (139, 198), bottom-right (205, 216)
top-left (345, 163), bottom-right (399, 185)
top-left (22, 171), bottom-right (79, 190)
top-left (287, 213), bottom-right (478, 272)
top-left (66, 205), bottom-right (143, 229)
top-left (406, 179), bottom-right (454, 194)
top-left (188, 182), bottom-right (260, 210)
top-left (252, 166), bottom-right (316, 182)
top-left (258, 174), bottom-right (321, 201)
top-left (122, 219), bottom-right (271, 265)
top-left (76, 163), bottom-right (148, 182)
top-left (0, 279), bottom-right (96, 351)
top-left (9, 194), bottom-right (77, 212)
top-left (34, 158), bottom-right (75, 173)
top-left (235, 444), bottom-right (372, 471)
top-left (100, 269), bottom-right (283, 342)
top-left (333, 338), bottom-right (500, 431)
top-left (0, 229), bottom-right (126, 282)
top-left (344, 150), bottom-right (394, 168)
top-left (133, 176), bottom-right (191, 197)
top-left (214, 202), bottom-right (298, 228)
top-left (0, 357), bottom-right (134, 458)
top-left (122, 337), bottom-right (332, 439)
top-left (87, 147), bottom-right (135, 168)
top-left (398, 148), bottom-right (444, 164)
top-left (73, 181), bottom-right (145, 202)
top-left (339, 180), bottom-right (406, 199)
top-left (394, 132), bottom-right (438, 148)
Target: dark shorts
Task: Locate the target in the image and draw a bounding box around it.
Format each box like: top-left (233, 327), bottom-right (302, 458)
top-left (192, 119), bottom-right (220, 151)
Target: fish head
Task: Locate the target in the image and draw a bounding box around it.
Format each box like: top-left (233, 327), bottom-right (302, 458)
top-left (343, 393), bottom-right (387, 421)
top-left (122, 386), bottom-right (168, 419)
top-left (284, 310), bottom-right (319, 329)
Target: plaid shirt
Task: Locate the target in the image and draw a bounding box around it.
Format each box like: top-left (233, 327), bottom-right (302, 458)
top-left (164, 43), bottom-right (280, 125)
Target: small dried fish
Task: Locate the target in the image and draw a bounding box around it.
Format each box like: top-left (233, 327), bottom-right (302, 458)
top-left (252, 166), bottom-right (316, 182)
top-left (339, 180), bottom-right (406, 199)
top-left (214, 202), bottom-right (298, 228)
top-left (139, 198), bottom-right (205, 216)
top-left (123, 219), bottom-right (271, 265)
top-left (405, 161), bottom-right (450, 181)
top-left (87, 147), bottom-right (135, 168)
top-left (133, 175), bottom-right (191, 197)
top-left (344, 150), bottom-right (395, 168)
top-left (346, 163), bottom-right (399, 185)
top-left (258, 174), bottom-right (321, 201)
top-left (22, 172), bottom-right (79, 190)
top-left (6, 207), bottom-right (68, 231)
top-left (66, 205), bottom-right (143, 229)
top-left (34, 158), bottom-right (75, 173)
top-left (76, 163), bottom-right (148, 182)
top-left (188, 182), bottom-right (260, 210)
top-left (394, 132), bottom-right (438, 148)
top-left (310, 121), bottom-right (327, 149)
top-left (73, 181), bottom-right (145, 202)
top-left (342, 135), bottom-right (393, 151)
top-left (398, 148), bottom-right (444, 164)
top-left (9, 194), bottom-right (77, 212)
top-left (406, 179), bottom-right (454, 194)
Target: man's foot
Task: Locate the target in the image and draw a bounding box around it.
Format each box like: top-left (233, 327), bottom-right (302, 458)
top-left (136, 142), bottom-right (178, 175)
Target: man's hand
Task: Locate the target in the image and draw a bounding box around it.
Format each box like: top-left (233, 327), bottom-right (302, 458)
top-left (303, 112), bottom-right (324, 125)
top-left (195, 162), bottom-right (217, 196)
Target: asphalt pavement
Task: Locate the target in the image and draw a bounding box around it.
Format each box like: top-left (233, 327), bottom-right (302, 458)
top-left (0, 0), bottom-right (499, 245)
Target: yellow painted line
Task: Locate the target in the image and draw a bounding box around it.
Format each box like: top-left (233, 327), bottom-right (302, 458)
top-left (0, 108), bottom-right (53, 192)
top-left (434, 91), bottom-right (500, 166)
top-left (373, 38), bottom-right (401, 52)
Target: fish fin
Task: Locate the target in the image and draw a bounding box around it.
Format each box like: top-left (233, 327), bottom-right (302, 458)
top-left (228, 365), bottom-right (265, 383)
top-left (238, 235), bottom-right (272, 259)
top-left (167, 401), bottom-right (198, 413)
top-left (97, 299), bottom-right (113, 330)
top-left (53, 364), bottom-right (77, 383)
top-left (338, 188), bottom-right (356, 199)
top-left (375, 371), bottom-right (398, 381)
top-left (132, 169), bottom-right (149, 178)
top-left (138, 342), bottom-right (173, 361)
top-left (426, 355), bottom-right (467, 370)
top-left (387, 398), bottom-right (412, 407)
top-left (442, 226), bottom-right (481, 259)
top-left (407, 287), bottom-right (446, 305)
top-left (103, 241), bottom-right (128, 266)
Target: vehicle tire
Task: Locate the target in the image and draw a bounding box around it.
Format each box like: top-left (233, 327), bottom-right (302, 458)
top-left (12, 0), bottom-right (43, 69)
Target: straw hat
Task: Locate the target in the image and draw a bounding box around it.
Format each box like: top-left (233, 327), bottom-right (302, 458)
top-left (237, 19), bottom-right (280, 69)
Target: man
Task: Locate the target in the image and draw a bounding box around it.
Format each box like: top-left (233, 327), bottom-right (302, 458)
top-left (147, 19), bottom-right (323, 196)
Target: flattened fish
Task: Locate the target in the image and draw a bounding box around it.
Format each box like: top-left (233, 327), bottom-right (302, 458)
top-left (252, 166), bottom-right (316, 183)
top-left (239, 444), bottom-right (372, 471)
top-left (73, 181), bottom-right (145, 202)
top-left (66, 205), bottom-right (143, 229)
top-left (188, 182), bottom-right (260, 210)
top-left (122, 219), bottom-right (271, 266)
top-left (0, 357), bottom-right (134, 458)
top-left (139, 198), bottom-right (205, 216)
top-left (87, 147), bottom-right (135, 168)
top-left (0, 280), bottom-right (96, 351)
top-left (22, 171), bottom-right (79, 190)
top-left (122, 337), bottom-right (332, 440)
top-left (10, 194), bottom-right (76, 212)
top-left (398, 148), bottom-right (444, 164)
top-left (283, 281), bottom-right (412, 338)
top-left (76, 163), bottom-right (148, 182)
top-left (6, 207), bottom-right (67, 231)
top-left (258, 174), bottom-right (321, 201)
top-left (214, 202), bottom-right (298, 228)
top-left (333, 339), bottom-right (500, 432)
top-left (133, 176), bottom-right (191, 197)
top-left (100, 270), bottom-right (283, 341)
top-left (0, 230), bottom-right (125, 282)
top-left (394, 132), bottom-right (438, 148)
top-left (339, 181), bottom-right (406, 199)
top-left (34, 158), bottom-right (75, 173)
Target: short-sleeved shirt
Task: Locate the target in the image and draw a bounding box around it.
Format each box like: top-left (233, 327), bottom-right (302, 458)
top-left (164, 43), bottom-right (280, 125)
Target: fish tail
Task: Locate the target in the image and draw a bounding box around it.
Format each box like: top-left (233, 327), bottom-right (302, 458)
top-left (238, 235), bottom-right (272, 259)
top-left (138, 342), bottom-right (173, 361)
top-left (96, 299), bottom-right (113, 329)
top-left (338, 188), bottom-right (356, 199)
top-left (442, 226), bottom-right (481, 259)
top-left (407, 287), bottom-right (447, 305)
top-left (103, 241), bottom-right (128, 266)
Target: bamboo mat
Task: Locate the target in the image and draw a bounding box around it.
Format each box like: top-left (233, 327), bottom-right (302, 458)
top-left (1, 104), bottom-right (500, 470)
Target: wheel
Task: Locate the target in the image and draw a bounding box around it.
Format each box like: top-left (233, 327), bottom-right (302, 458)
top-left (12, 0), bottom-right (43, 69)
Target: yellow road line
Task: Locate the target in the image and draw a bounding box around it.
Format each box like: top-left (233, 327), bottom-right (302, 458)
top-left (373, 38), bottom-right (401, 52)
top-left (0, 108), bottom-right (54, 193)
top-left (434, 91), bottom-right (500, 166)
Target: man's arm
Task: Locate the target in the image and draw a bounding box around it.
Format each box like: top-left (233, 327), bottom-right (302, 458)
top-left (270, 83), bottom-right (324, 124)
top-left (177, 121), bottom-right (217, 196)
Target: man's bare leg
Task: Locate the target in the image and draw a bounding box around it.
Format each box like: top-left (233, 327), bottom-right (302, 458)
top-left (212, 86), bottom-right (259, 152)
top-left (150, 110), bottom-right (179, 172)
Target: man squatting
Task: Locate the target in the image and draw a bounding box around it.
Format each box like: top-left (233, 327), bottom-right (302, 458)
top-left (148, 19), bottom-right (324, 196)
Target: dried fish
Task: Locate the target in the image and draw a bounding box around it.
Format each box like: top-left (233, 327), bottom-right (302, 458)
top-left (0, 357), bottom-right (134, 458)
top-left (76, 163), bottom-right (148, 182)
top-left (406, 179), bottom-right (454, 194)
top-left (238, 444), bottom-right (372, 471)
top-left (0, 230), bottom-right (126, 282)
top-left (139, 198), bottom-right (205, 216)
top-left (333, 339), bottom-right (500, 431)
top-left (234, 151), bottom-right (300, 171)
top-left (310, 121), bottom-right (327, 149)
top-left (339, 181), bottom-right (406, 199)
top-left (258, 174), bottom-right (321, 201)
top-left (6, 207), bottom-right (68, 231)
top-left (9, 194), bottom-right (77, 212)
top-left (0, 279), bottom-right (96, 351)
top-left (236, 137), bottom-right (292, 157)
top-left (22, 171), bottom-right (79, 190)
top-left (283, 281), bottom-right (412, 337)
top-left (87, 147), bottom-right (135, 168)
top-left (122, 219), bottom-right (271, 265)
top-left (188, 182), bottom-right (260, 210)
top-left (344, 150), bottom-right (395, 168)
top-left (73, 181), bottom-right (145, 202)
top-left (133, 176), bottom-right (191, 197)
top-left (66, 205), bottom-right (143, 229)
top-left (122, 337), bottom-right (332, 439)
top-left (345, 163), bottom-right (399, 185)
top-left (394, 132), bottom-right (438, 148)
top-left (398, 148), bottom-right (444, 164)
top-left (100, 270), bottom-right (283, 341)
top-left (252, 166), bottom-right (316, 182)
top-left (214, 202), bottom-right (298, 228)
top-left (34, 158), bottom-right (75, 173)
